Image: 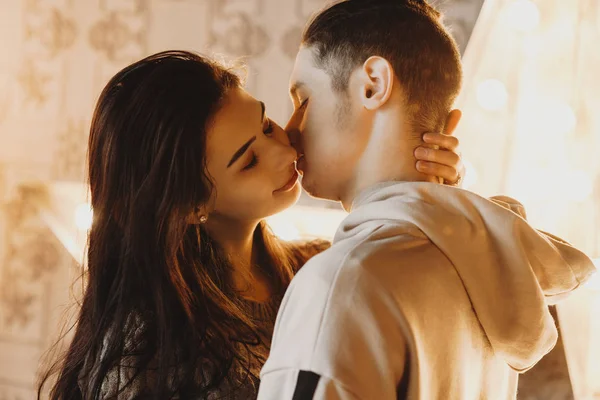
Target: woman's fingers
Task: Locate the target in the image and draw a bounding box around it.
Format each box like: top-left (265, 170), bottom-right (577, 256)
top-left (415, 161), bottom-right (459, 184)
top-left (414, 146), bottom-right (461, 169)
top-left (422, 132), bottom-right (460, 151)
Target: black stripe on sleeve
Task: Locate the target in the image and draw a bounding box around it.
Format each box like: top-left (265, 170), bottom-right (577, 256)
top-left (291, 370), bottom-right (321, 400)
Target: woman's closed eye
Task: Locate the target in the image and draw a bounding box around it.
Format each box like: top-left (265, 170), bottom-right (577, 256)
top-left (243, 118), bottom-right (272, 171)
top-left (243, 154), bottom-right (259, 170)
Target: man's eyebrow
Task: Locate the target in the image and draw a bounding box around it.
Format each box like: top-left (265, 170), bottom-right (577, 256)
top-left (289, 82), bottom-right (306, 98)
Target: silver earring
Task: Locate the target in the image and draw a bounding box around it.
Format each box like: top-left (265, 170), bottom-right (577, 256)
top-left (194, 206), bottom-right (208, 224)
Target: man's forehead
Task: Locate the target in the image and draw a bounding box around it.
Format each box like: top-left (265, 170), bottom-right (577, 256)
top-left (289, 61), bottom-right (303, 91)
top-left (291, 47), bottom-right (315, 76)
top-left (289, 47), bottom-right (327, 90)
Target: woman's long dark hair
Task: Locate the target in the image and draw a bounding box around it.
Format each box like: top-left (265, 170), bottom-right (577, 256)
top-left (38, 51), bottom-right (317, 399)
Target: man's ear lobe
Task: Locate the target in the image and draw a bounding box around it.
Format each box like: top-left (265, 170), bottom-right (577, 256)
top-left (361, 56), bottom-right (394, 110)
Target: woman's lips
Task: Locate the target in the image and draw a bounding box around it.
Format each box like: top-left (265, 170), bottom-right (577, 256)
top-left (274, 170), bottom-right (299, 193)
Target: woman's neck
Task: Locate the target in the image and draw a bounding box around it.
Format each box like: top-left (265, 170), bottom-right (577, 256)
top-left (204, 216), bottom-right (272, 303)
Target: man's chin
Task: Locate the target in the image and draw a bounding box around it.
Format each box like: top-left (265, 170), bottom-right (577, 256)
top-left (300, 177), bottom-right (334, 202)
top-left (299, 176), bottom-right (316, 197)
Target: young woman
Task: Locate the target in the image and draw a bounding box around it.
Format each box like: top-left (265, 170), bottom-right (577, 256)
top-left (39, 51), bottom-right (463, 399)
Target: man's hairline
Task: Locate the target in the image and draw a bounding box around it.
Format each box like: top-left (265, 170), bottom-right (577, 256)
top-left (292, 44), bottom-right (350, 97)
top-left (299, 43), bottom-right (407, 95)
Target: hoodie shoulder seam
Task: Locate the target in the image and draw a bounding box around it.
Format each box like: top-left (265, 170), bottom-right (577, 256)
top-left (308, 224), bottom-right (388, 367)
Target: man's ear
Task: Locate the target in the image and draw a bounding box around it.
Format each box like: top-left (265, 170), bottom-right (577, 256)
top-left (359, 56), bottom-right (395, 110)
top-left (444, 109), bottom-right (462, 136)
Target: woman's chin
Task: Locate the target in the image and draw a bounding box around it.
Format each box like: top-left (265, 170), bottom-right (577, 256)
top-left (289, 182), bottom-right (303, 203)
top-left (269, 184), bottom-right (302, 215)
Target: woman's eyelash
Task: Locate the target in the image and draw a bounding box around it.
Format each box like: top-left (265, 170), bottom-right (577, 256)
top-left (243, 154), bottom-right (259, 170)
top-left (246, 117), bottom-right (272, 171)
top-left (300, 99), bottom-right (309, 109)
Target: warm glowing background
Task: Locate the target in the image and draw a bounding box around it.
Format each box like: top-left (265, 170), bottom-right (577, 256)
top-left (455, 1), bottom-right (600, 398)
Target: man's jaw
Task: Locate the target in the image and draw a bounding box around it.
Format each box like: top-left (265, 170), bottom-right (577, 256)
top-left (300, 169), bottom-right (350, 209)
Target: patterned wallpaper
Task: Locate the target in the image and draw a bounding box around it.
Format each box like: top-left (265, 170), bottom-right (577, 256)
top-left (0, 0), bottom-right (484, 397)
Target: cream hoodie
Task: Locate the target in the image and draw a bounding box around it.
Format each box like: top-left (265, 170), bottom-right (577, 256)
top-left (258, 182), bottom-right (596, 400)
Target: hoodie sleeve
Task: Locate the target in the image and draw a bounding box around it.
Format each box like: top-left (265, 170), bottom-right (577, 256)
top-left (258, 370), bottom-right (361, 400)
top-left (258, 255), bottom-right (407, 400)
top-left (489, 195), bottom-right (597, 304)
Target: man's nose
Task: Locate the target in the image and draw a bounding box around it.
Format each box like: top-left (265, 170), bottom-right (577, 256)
top-left (285, 111), bottom-right (304, 155)
top-left (286, 128), bottom-right (303, 155)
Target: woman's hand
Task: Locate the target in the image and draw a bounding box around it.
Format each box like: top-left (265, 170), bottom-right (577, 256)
top-left (414, 132), bottom-right (465, 186)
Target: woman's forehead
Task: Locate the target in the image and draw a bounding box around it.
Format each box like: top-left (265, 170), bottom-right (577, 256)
top-left (205, 89), bottom-right (262, 169)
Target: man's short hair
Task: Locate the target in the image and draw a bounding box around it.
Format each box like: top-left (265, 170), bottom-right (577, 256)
top-left (302, 0), bottom-right (463, 132)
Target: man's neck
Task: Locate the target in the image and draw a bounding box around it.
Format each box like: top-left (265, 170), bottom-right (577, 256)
top-left (340, 119), bottom-right (437, 211)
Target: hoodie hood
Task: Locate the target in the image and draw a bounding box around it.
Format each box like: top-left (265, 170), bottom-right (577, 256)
top-left (335, 182), bottom-right (596, 372)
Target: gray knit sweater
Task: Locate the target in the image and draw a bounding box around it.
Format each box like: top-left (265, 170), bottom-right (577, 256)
top-left (77, 240), bottom-right (330, 399)
top-left (78, 296), bottom-right (281, 399)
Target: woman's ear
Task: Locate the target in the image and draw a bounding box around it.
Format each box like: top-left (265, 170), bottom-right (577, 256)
top-left (187, 205), bottom-right (209, 224)
top-left (359, 56), bottom-right (395, 111)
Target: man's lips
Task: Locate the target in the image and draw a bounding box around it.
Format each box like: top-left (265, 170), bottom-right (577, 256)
top-left (296, 155), bottom-right (305, 174)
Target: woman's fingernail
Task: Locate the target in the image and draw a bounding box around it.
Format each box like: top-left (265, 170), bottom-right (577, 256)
top-left (415, 147), bottom-right (428, 158)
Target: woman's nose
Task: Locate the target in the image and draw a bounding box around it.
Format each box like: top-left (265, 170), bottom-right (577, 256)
top-left (266, 143), bottom-right (297, 174)
top-left (269, 125), bottom-right (298, 168)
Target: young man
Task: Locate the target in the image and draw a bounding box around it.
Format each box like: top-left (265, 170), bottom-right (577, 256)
top-left (258, 0), bottom-right (596, 399)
